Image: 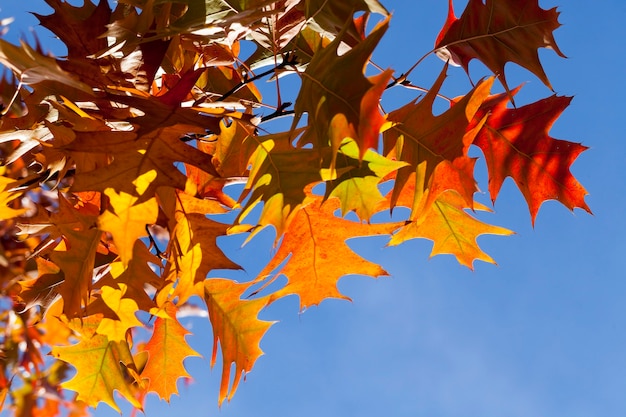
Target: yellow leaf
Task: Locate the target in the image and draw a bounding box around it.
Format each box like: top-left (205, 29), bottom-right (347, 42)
top-left (157, 207), bottom-right (240, 307)
top-left (96, 284), bottom-right (144, 342)
top-left (98, 170), bottom-right (159, 267)
top-left (0, 169), bottom-right (26, 219)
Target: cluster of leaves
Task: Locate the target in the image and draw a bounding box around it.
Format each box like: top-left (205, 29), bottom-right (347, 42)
top-left (0, 0), bottom-right (589, 415)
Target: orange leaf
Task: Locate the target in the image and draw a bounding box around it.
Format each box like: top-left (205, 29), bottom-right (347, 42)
top-left (95, 284), bottom-right (144, 342)
top-left (51, 226), bottom-right (101, 319)
top-left (203, 279), bottom-right (273, 405)
top-left (390, 191), bottom-right (513, 269)
top-left (158, 209), bottom-right (240, 306)
top-left (256, 196), bottom-right (402, 309)
top-left (237, 129), bottom-right (323, 238)
top-left (94, 242), bottom-right (160, 313)
top-left (0, 168), bottom-right (26, 219)
top-left (16, 257), bottom-right (62, 313)
top-left (141, 303), bottom-right (201, 402)
top-left (71, 126), bottom-right (217, 202)
top-left (325, 138), bottom-right (407, 221)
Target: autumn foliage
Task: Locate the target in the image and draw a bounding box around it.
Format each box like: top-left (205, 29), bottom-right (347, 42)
top-left (0, 0), bottom-right (589, 414)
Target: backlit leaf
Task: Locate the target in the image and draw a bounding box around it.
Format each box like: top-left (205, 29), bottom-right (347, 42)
top-left (390, 191), bottom-right (513, 269)
top-left (203, 278), bottom-right (273, 405)
top-left (255, 196), bottom-right (402, 309)
top-left (435, 0), bottom-right (565, 93)
top-left (471, 92), bottom-right (591, 223)
top-left (141, 302), bottom-right (201, 402)
top-left (97, 171), bottom-right (159, 267)
top-left (51, 336), bottom-right (142, 412)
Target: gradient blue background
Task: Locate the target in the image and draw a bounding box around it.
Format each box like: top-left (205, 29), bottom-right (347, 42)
top-left (1, 0), bottom-right (624, 416)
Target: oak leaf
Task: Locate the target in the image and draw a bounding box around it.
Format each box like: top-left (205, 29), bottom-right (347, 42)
top-left (325, 138), bottom-right (407, 221)
top-left (97, 171), bottom-right (159, 267)
top-left (471, 92), bottom-right (591, 223)
top-left (293, 16), bottom-right (392, 163)
top-left (16, 257), bottom-right (62, 313)
top-left (95, 284), bottom-right (144, 342)
top-left (255, 196), bottom-right (402, 309)
top-left (238, 129), bottom-right (323, 238)
top-left (185, 118), bottom-right (256, 205)
top-left (435, 0), bottom-right (565, 93)
top-left (71, 125), bottom-right (218, 202)
top-left (203, 278), bottom-right (273, 405)
top-left (0, 169), bottom-right (26, 219)
top-left (0, 38), bottom-right (92, 94)
top-left (94, 242), bottom-right (161, 313)
top-left (158, 210), bottom-right (240, 307)
top-left (383, 66), bottom-right (492, 214)
top-left (34, 0), bottom-right (111, 59)
top-left (51, 336), bottom-right (142, 412)
top-left (50, 224), bottom-right (101, 319)
top-left (390, 191), bottom-right (513, 269)
top-left (300, 0), bottom-right (388, 47)
top-left (140, 302), bottom-right (201, 402)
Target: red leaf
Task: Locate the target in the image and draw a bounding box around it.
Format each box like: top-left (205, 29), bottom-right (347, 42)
top-left (472, 92), bottom-right (590, 223)
top-left (435, 0), bottom-right (565, 93)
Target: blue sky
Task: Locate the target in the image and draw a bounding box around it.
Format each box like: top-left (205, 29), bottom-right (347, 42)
top-left (1, 0), bottom-right (625, 416)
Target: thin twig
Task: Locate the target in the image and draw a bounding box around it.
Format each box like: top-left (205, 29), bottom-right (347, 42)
top-left (145, 225), bottom-right (167, 259)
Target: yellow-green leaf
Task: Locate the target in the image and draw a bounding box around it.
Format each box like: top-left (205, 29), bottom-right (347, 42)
top-left (51, 336), bottom-right (142, 412)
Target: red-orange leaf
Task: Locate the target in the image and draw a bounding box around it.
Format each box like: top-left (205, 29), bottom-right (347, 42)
top-left (141, 303), bottom-right (201, 402)
top-left (435, 0), bottom-right (565, 93)
top-left (471, 93), bottom-right (590, 223)
top-left (203, 279), bottom-right (273, 406)
top-left (383, 66), bottom-right (492, 214)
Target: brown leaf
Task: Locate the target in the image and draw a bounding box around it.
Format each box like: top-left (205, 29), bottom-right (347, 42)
top-left (34, 0), bottom-right (111, 59)
top-left (293, 16), bottom-right (391, 163)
